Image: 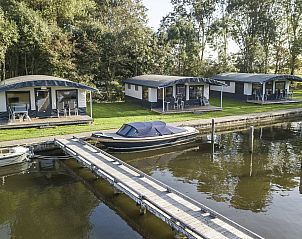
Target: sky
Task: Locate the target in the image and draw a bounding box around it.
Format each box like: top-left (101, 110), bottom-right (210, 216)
top-left (142, 0), bottom-right (239, 56)
top-left (142, 0), bottom-right (172, 30)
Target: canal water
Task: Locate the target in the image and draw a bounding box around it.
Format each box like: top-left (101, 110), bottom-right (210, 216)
top-left (0, 121), bottom-right (302, 239)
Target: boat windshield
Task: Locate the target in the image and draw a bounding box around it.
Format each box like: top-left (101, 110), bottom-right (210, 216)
top-left (117, 125), bottom-right (139, 137)
top-left (117, 124), bottom-right (132, 136)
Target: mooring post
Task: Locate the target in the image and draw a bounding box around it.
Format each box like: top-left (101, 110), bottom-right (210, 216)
top-left (249, 126), bottom-right (254, 153)
top-left (211, 118), bottom-right (215, 143)
top-left (113, 187), bottom-right (121, 195)
top-left (249, 153), bottom-right (253, 177)
top-left (139, 204), bottom-right (147, 215)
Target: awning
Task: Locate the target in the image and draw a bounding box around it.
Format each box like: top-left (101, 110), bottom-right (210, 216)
top-left (0, 75), bottom-right (98, 92)
top-left (212, 73), bottom-right (302, 84)
top-left (123, 75), bottom-right (226, 88)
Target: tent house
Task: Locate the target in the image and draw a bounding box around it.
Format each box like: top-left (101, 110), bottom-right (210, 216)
top-left (211, 73), bottom-right (302, 103)
top-left (0, 75), bottom-right (97, 125)
top-left (123, 75), bottom-right (225, 113)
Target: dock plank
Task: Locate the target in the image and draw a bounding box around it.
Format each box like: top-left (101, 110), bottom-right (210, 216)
top-left (54, 137), bottom-right (263, 239)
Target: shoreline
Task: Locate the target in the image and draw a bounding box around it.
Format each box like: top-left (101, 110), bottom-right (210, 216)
top-left (1, 107), bottom-right (302, 149)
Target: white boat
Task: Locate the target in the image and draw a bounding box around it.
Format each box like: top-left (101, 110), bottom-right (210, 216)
top-left (0, 146), bottom-right (30, 167)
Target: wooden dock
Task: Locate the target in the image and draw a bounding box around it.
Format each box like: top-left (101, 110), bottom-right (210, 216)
top-left (54, 137), bottom-right (264, 239)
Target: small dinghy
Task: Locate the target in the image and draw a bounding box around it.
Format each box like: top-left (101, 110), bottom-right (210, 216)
top-left (92, 121), bottom-right (198, 151)
top-left (0, 146), bottom-right (30, 167)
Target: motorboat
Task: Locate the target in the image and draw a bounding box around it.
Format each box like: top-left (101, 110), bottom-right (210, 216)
top-left (92, 121), bottom-right (198, 151)
top-left (0, 146), bottom-right (30, 167)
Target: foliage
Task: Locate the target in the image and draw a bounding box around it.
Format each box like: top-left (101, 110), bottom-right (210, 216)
top-left (0, 0), bottom-right (302, 99)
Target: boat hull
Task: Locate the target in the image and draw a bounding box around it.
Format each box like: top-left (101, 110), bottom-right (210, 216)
top-left (92, 127), bottom-right (198, 151)
top-left (0, 147), bottom-right (29, 167)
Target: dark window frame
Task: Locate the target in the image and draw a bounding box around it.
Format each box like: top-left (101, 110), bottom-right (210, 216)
top-left (176, 84), bottom-right (186, 99)
top-left (6, 90), bottom-right (31, 110)
top-left (142, 86), bottom-right (149, 100)
top-left (56, 89), bottom-right (79, 109)
top-left (189, 85), bottom-right (204, 100)
top-left (127, 84), bottom-right (131, 89)
top-left (135, 85), bottom-right (139, 91)
top-left (224, 81), bottom-right (231, 86)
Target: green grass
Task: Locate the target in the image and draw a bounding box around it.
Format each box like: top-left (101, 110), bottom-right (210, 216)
top-left (1, 91), bottom-right (302, 142)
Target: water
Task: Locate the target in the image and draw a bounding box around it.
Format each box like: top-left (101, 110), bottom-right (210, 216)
top-left (0, 161), bottom-right (143, 239)
top-left (114, 121), bottom-right (302, 239)
top-left (1, 121), bottom-right (302, 239)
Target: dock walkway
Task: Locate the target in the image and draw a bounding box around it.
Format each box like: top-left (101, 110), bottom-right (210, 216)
top-left (54, 137), bottom-right (263, 239)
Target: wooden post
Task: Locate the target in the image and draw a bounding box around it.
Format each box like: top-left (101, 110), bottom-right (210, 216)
top-left (249, 153), bottom-right (253, 177)
top-left (89, 91), bottom-right (93, 119)
top-left (140, 204), bottom-right (147, 215)
top-left (300, 159), bottom-right (302, 194)
top-left (211, 118), bottom-right (215, 143)
top-left (249, 126), bottom-right (254, 153)
top-left (162, 87), bottom-right (165, 112)
top-left (220, 85), bottom-right (223, 109)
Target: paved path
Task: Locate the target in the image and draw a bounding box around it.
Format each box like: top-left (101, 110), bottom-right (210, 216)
top-left (1, 108), bottom-right (302, 148)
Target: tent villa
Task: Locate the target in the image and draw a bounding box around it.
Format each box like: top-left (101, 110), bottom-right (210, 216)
top-left (0, 75), bottom-right (97, 129)
top-left (123, 75), bottom-right (225, 113)
top-left (211, 73), bottom-right (302, 104)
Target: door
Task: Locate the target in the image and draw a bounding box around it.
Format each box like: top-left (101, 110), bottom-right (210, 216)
top-left (35, 89), bottom-right (52, 117)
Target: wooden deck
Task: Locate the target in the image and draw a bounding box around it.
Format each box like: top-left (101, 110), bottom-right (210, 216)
top-left (0, 115), bottom-right (93, 129)
top-left (152, 105), bottom-right (222, 114)
top-left (55, 137), bottom-right (263, 239)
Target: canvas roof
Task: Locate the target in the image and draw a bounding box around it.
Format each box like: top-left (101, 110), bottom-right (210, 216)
top-left (0, 75), bottom-right (98, 92)
top-left (212, 73), bottom-right (302, 84)
top-left (117, 121), bottom-right (185, 138)
top-left (123, 75), bottom-right (225, 88)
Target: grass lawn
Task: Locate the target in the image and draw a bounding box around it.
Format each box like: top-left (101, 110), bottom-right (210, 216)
top-left (1, 92), bottom-right (302, 142)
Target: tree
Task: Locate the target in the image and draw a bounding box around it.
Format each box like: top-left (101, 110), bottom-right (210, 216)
top-left (0, 7), bottom-right (18, 80)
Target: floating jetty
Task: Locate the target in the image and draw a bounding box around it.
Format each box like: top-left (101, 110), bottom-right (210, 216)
top-left (55, 137), bottom-right (263, 239)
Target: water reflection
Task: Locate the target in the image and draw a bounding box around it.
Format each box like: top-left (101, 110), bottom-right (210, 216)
top-left (115, 121), bottom-right (302, 235)
top-left (0, 160), bottom-right (142, 239)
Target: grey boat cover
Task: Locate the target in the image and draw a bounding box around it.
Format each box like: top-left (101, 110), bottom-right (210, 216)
top-left (116, 121), bottom-right (186, 138)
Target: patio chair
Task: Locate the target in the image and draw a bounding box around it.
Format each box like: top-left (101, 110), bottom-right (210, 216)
top-left (57, 101), bottom-right (67, 117)
top-left (176, 97), bottom-right (184, 110)
top-left (10, 104), bottom-right (31, 122)
top-left (201, 97), bottom-right (210, 106)
top-left (68, 101), bottom-right (79, 116)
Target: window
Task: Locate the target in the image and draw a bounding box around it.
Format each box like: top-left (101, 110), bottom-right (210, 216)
top-left (7, 91), bottom-right (30, 107)
top-left (158, 88), bottom-right (163, 100)
top-left (135, 85), bottom-right (139, 91)
top-left (189, 85), bottom-right (204, 99)
top-left (165, 86), bottom-right (173, 98)
top-left (266, 81), bottom-right (273, 95)
top-left (157, 86), bottom-right (173, 100)
top-left (224, 81), bottom-right (231, 86)
top-left (176, 84), bottom-right (186, 98)
top-left (275, 81), bottom-right (286, 90)
top-left (142, 87), bottom-right (149, 100)
top-left (117, 124), bottom-right (132, 136)
top-left (56, 90), bottom-right (78, 109)
top-left (127, 84), bottom-right (131, 89)
top-left (117, 124), bottom-right (138, 137)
